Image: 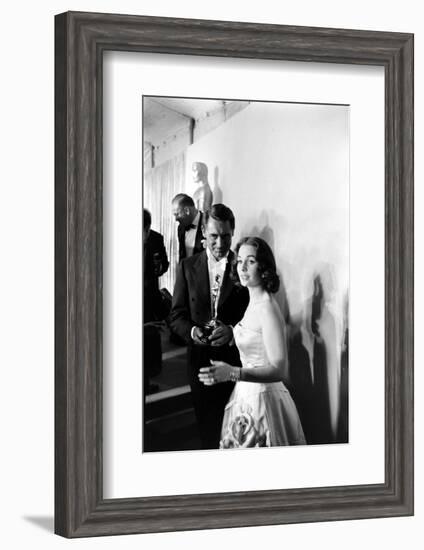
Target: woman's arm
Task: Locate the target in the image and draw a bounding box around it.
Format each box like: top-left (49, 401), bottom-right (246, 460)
top-left (241, 301), bottom-right (288, 383)
top-left (198, 302), bottom-right (289, 385)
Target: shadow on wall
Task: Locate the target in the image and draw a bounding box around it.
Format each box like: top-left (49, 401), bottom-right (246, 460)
top-left (212, 165), bottom-right (223, 204)
top-left (288, 272), bottom-right (349, 445)
top-left (248, 214), bottom-right (290, 322)
top-left (219, 206), bottom-right (348, 446)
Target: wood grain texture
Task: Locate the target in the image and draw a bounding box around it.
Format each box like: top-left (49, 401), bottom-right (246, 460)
top-left (54, 11), bottom-right (414, 538)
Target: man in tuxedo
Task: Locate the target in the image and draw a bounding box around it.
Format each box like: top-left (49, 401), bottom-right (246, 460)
top-left (170, 204), bottom-right (249, 449)
top-left (143, 208), bottom-right (169, 322)
top-left (171, 193), bottom-right (204, 262)
top-left (143, 209), bottom-right (169, 394)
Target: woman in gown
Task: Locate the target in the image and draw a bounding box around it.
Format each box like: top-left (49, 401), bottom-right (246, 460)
top-left (199, 237), bottom-right (306, 448)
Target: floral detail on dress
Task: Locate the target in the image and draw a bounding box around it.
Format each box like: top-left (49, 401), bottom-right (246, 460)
top-left (220, 403), bottom-right (270, 449)
top-left (220, 321), bottom-right (306, 448)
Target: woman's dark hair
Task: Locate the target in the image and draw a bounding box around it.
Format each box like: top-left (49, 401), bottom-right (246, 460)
top-left (232, 236), bottom-right (280, 293)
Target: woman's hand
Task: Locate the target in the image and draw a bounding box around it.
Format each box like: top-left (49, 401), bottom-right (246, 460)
top-left (198, 360), bottom-right (236, 385)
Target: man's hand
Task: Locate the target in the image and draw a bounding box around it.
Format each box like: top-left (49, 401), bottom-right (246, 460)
top-left (192, 326), bottom-right (208, 345)
top-left (208, 320), bottom-right (233, 346)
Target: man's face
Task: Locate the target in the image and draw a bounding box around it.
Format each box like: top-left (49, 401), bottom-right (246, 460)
top-left (203, 218), bottom-right (233, 261)
top-left (172, 201), bottom-right (190, 226)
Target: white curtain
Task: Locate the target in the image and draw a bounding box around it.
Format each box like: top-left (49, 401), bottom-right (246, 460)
top-left (144, 152), bottom-right (186, 293)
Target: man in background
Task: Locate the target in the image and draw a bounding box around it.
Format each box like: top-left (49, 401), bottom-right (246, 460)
top-left (171, 193), bottom-right (204, 262)
top-left (143, 209), bottom-right (169, 394)
top-left (143, 208), bottom-right (169, 322)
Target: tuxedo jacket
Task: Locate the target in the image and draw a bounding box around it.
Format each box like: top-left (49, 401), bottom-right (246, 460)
top-left (177, 212), bottom-right (204, 262)
top-left (144, 229), bottom-right (169, 322)
top-left (170, 250), bottom-right (249, 371)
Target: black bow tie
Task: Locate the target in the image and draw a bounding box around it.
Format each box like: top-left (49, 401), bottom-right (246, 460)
top-left (184, 223), bottom-right (196, 232)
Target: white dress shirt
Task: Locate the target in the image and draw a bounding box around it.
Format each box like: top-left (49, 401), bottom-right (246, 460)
top-left (205, 247), bottom-right (228, 316)
top-left (190, 248), bottom-right (230, 340)
top-left (185, 211), bottom-right (201, 257)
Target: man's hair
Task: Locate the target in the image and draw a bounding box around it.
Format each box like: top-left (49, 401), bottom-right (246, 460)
top-left (143, 208), bottom-right (152, 230)
top-left (172, 193), bottom-right (195, 208)
top-left (203, 204), bottom-right (235, 231)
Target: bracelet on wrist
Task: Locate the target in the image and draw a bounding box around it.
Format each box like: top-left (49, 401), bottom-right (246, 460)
top-left (229, 367), bottom-right (241, 382)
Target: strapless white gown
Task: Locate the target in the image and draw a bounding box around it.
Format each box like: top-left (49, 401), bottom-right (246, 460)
top-left (220, 322), bottom-right (306, 448)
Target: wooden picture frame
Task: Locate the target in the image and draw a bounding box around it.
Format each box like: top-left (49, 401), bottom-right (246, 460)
top-left (55, 11), bottom-right (414, 537)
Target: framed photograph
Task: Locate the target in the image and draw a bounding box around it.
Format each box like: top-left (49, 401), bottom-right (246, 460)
top-left (55, 11), bottom-right (414, 537)
top-left (141, 94), bottom-right (350, 454)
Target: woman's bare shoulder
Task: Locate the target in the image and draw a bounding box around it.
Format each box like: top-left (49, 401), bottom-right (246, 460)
top-left (258, 296), bottom-right (283, 323)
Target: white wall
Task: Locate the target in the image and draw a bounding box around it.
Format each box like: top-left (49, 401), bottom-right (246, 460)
top-left (185, 102), bottom-right (349, 435)
top-left (186, 102), bottom-right (349, 316)
top-left (1, 1), bottom-right (421, 549)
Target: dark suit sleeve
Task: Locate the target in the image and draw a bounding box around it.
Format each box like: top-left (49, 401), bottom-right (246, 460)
top-left (156, 233), bottom-right (169, 277)
top-left (170, 260), bottom-right (194, 343)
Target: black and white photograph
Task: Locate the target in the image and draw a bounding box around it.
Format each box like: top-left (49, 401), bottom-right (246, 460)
top-left (1, 0), bottom-right (418, 545)
top-left (143, 96), bottom-right (349, 452)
